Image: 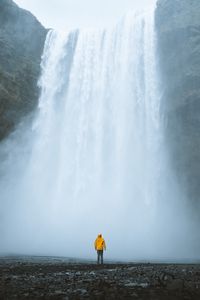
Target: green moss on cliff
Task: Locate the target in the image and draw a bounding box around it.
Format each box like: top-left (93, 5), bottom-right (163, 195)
top-left (0, 0), bottom-right (47, 139)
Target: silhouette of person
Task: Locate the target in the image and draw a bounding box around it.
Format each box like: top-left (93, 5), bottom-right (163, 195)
top-left (94, 234), bottom-right (106, 264)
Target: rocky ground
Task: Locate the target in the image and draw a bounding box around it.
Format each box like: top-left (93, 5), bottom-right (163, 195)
top-left (1, 257), bottom-right (200, 299)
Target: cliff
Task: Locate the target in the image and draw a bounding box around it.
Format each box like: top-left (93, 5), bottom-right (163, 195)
top-left (0, 0), bottom-right (47, 139)
top-left (155, 0), bottom-right (200, 207)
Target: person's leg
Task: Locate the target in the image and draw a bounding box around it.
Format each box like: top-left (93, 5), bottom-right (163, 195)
top-left (97, 251), bottom-right (100, 264)
top-left (101, 250), bottom-right (103, 264)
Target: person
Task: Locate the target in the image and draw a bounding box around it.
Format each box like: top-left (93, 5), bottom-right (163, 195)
top-left (94, 234), bottom-right (106, 264)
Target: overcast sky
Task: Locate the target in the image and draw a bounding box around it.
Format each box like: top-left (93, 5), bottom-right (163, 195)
top-left (14, 0), bottom-right (156, 30)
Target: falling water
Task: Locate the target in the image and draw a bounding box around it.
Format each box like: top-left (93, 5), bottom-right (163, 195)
top-left (1, 5), bottom-right (189, 260)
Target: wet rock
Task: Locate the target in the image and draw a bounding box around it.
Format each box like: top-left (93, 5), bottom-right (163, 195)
top-left (167, 279), bottom-right (184, 290)
top-left (184, 281), bottom-right (200, 289)
top-left (1, 257), bottom-right (200, 300)
top-left (0, 0), bottom-right (47, 139)
top-left (155, 0), bottom-right (200, 207)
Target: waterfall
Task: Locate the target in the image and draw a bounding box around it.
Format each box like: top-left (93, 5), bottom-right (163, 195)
top-left (1, 5), bottom-right (175, 260)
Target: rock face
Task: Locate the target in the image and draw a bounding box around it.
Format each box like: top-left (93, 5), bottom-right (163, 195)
top-left (0, 0), bottom-right (47, 139)
top-left (155, 0), bottom-right (200, 208)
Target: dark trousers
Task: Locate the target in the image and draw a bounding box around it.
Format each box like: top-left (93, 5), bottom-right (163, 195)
top-left (97, 250), bottom-right (103, 264)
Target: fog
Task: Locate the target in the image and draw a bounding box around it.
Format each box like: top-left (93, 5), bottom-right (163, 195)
top-left (15, 0), bottom-right (155, 29)
top-left (0, 1), bottom-right (199, 262)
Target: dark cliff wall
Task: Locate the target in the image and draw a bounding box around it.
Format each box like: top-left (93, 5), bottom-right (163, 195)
top-left (0, 0), bottom-right (47, 139)
top-left (155, 0), bottom-right (200, 207)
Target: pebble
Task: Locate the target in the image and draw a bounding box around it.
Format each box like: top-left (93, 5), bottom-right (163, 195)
top-left (1, 258), bottom-right (200, 299)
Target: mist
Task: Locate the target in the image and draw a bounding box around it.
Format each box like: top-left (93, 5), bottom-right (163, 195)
top-left (0, 0), bottom-right (200, 263)
top-left (14, 0), bottom-right (155, 29)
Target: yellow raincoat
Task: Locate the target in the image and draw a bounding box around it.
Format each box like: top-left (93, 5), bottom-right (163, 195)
top-left (94, 234), bottom-right (106, 251)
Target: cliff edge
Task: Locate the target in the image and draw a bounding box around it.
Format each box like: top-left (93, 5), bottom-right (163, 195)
top-left (156, 0), bottom-right (200, 207)
top-left (0, 0), bottom-right (47, 139)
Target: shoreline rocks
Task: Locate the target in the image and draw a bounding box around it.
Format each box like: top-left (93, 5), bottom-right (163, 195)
top-left (1, 257), bottom-right (200, 299)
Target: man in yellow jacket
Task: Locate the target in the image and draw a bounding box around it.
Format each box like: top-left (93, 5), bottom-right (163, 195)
top-left (94, 234), bottom-right (106, 264)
